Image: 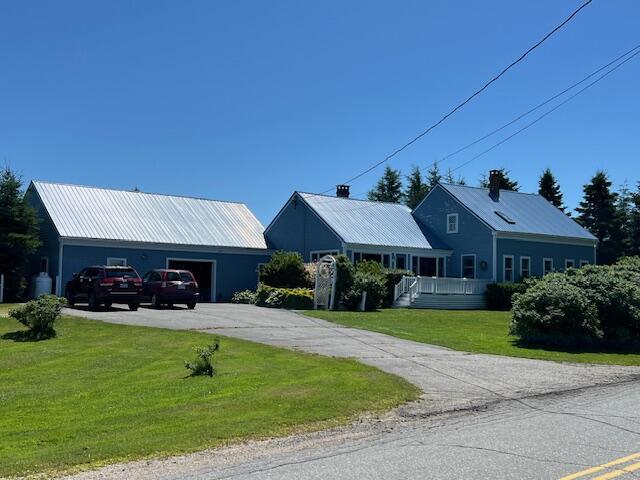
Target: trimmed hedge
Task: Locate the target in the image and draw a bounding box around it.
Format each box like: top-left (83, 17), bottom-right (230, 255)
top-left (486, 282), bottom-right (529, 310)
top-left (343, 271), bottom-right (387, 311)
top-left (256, 284), bottom-right (314, 310)
top-left (259, 251), bottom-right (310, 288)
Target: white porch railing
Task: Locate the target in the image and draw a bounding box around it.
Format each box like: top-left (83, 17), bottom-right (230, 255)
top-left (394, 275), bottom-right (491, 304)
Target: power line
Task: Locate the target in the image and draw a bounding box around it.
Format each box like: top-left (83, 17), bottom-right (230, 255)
top-left (324, 0), bottom-right (594, 192)
top-left (419, 42), bottom-right (640, 174)
top-left (448, 48), bottom-right (640, 174)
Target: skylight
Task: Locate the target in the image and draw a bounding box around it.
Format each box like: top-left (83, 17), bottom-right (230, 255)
top-left (494, 210), bottom-right (516, 224)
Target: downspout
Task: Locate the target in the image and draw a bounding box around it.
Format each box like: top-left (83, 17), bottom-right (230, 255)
top-left (492, 232), bottom-right (497, 282)
top-left (57, 238), bottom-right (64, 296)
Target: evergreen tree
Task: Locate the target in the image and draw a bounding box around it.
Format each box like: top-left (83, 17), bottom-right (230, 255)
top-left (575, 171), bottom-right (620, 264)
top-left (444, 168), bottom-right (466, 185)
top-left (479, 168), bottom-right (519, 191)
top-left (615, 181), bottom-right (634, 255)
top-left (0, 167), bottom-right (41, 300)
top-left (630, 182), bottom-right (640, 256)
top-left (425, 162), bottom-right (442, 193)
top-left (404, 166), bottom-right (428, 209)
top-left (368, 166), bottom-right (403, 203)
top-left (538, 168), bottom-right (565, 211)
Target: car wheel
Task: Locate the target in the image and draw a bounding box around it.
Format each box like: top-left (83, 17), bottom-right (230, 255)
top-left (152, 294), bottom-right (162, 309)
top-left (129, 302), bottom-right (139, 311)
top-left (187, 301), bottom-right (196, 310)
top-left (167, 302), bottom-right (174, 308)
top-left (88, 291), bottom-right (98, 311)
top-left (104, 302), bottom-right (112, 309)
top-left (65, 289), bottom-right (75, 307)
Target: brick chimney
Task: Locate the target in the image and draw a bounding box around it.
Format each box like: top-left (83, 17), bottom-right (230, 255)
top-left (336, 185), bottom-right (350, 198)
top-left (489, 170), bottom-right (500, 201)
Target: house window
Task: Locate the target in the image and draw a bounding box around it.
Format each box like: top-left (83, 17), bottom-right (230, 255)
top-left (461, 255), bottom-right (475, 278)
top-left (579, 260), bottom-right (590, 267)
top-left (310, 251), bottom-right (339, 262)
top-left (565, 259), bottom-right (576, 270)
top-left (520, 256), bottom-right (531, 278)
top-left (503, 255), bottom-right (514, 283)
top-left (382, 254), bottom-right (390, 268)
top-left (543, 258), bottom-right (554, 275)
top-left (107, 257), bottom-right (127, 266)
top-left (396, 255), bottom-right (406, 270)
top-left (353, 252), bottom-right (361, 263)
top-left (447, 213), bottom-right (459, 234)
top-left (40, 257), bottom-right (49, 274)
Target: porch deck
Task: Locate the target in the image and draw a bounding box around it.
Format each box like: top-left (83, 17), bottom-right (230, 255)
top-left (394, 276), bottom-right (491, 310)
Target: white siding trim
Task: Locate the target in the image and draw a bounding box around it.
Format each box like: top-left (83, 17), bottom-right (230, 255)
top-left (106, 257), bottom-right (127, 266)
top-left (564, 259), bottom-right (576, 270)
top-left (446, 213), bottom-right (459, 234)
top-left (460, 254), bottom-right (476, 279)
top-left (502, 255), bottom-right (515, 283)
top-left (543, 257), bottom-right (554, 275)
top-left (520, 256), bottom-right (531, 278)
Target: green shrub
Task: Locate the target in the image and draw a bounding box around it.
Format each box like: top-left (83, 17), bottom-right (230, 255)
top-left (185, 340), bottom-right (220, 377)
top-left (259, 251), bottom-right (310, 288)
top-left (355, 260), bottom-right (384, 276)
top-left (256, 284), bottom-right (314, 310)
top-left (343, 271), bottom-right (387, 311)
top-left (510, 274), bottom-right (601, 345)
top-left (230, 290), bottom-right (257, 304)
top-left (9, 295), bottom-right (66, 339)
top-left (381, 269), bottom-right (412, 307)
top-left (486, 282), bottom-right (530, 310)
top-left (334, 254), bottom-right (355, 303)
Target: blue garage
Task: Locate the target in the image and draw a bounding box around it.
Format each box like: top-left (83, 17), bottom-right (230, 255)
top-left (26, 181), bottom-right (271, 301)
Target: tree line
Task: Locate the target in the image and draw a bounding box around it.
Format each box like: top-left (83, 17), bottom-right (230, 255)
top-left (367, 164), bottom-right (640, 265)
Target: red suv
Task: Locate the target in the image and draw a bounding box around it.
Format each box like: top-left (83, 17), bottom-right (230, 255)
top-left (65, 266), bottom-right (142, 311)
top-left (141, 269), bottom-right (199, 309)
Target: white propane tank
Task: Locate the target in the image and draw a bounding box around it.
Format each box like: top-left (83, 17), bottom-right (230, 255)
top-left (33, 272), bottom-right (53, 298)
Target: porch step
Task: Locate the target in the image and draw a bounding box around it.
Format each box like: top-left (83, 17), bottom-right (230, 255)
top-left (393, 293), bottom-right (411, 308)
top-left (409, 294), bottom-right (486, 310)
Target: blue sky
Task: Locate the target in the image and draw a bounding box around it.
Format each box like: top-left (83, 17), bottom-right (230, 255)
top-left (2, 0), bottom-right (639, 225)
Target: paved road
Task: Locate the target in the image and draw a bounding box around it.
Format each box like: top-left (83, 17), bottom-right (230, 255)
top-left (64, 304), bottom-right (640, 479)
top-left (67, 380), bottom-right (640, 480)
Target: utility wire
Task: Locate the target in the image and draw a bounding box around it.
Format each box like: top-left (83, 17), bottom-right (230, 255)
top-left (323, 0), bottom-right (594, 193)
top-left (448, 48), bottom-right (640, 174)
top-left (419, 43), bottom-right (640, 174)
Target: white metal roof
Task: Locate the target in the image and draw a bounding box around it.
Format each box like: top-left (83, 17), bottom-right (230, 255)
top-left (439, 183), bottom-right (597, 241)
top-left (31, 181), bottom-right (268, 250)
top-left (298, 192), bottom-right (443, 250)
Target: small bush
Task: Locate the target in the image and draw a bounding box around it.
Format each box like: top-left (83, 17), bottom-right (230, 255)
top-left (334, 254), bottom-right (355, 303)
top-left (355, 260), bottom-right (384, 276)
top-left (9, 295), bottom-right (66, 339)
top-left (230, 290), bottom-right (257, 304)
top-left (256, 284), bottom-right (314, 309)
top-left (486, 282), bottom-right (530, 310)
top-left (185, 340), bottom-right (220, 377)
top-left (259, 251), bottom-right (310, 288)
top-left (343, 271), bottom-right (387, 311)
top-left (510, 274), bottom-right (601, 345)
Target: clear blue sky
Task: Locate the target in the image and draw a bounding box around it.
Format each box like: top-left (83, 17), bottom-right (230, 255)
top-left (2, 0), bottom-right (638, 225)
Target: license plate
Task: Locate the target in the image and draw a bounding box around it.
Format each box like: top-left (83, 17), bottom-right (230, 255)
top-left (177, 284), bottom-right (186, 290)
top-left (120, 283), bottom-right (129, 288)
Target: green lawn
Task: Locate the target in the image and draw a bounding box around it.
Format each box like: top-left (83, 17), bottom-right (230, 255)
top-left (0, 303), bottom-right (18, 316)
top-left (0, 316), bottom-right (418, 477)
top-left (306, 309), bottom-right (640, 366)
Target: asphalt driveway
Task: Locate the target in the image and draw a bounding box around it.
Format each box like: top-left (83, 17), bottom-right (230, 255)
top-left (66, 304), bottom-right (640, 416)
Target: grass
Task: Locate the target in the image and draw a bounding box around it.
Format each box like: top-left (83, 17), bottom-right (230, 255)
top-left (306, 309), bottom-right (640, 366)
top-left (0, 315), bottom-right (418, 477)
top-left (0, 303), bottom-right (18, 316)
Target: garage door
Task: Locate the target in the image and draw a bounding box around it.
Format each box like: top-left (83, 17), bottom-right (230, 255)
top-left (167, 259), bottom-right (215, 302)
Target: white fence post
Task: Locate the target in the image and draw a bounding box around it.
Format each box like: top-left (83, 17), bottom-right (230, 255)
top-left (0, 273), bottom-right (4, 303)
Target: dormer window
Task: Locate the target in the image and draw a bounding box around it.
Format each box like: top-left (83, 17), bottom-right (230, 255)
top-left (447, 213), bottom-right (459, 233)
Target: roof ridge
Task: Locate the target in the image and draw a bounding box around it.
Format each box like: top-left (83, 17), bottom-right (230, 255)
top-left (31, 180), bottom-right (248, 206)
top-left (439, 182), bottom-right (542, 198)
top-left (297, 191), bottom-right (411, 208)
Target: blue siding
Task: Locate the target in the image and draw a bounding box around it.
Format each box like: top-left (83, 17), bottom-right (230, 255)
top-left (25, 187), bottom-right (60, 295)
top-left (496, 238), bottom-right (595, 282)
top-left (61, 245), bottom-right (271, 302)
top-left (413, 186), bottom-right (494, 279)
top-left (265, 194), bottom-right (343, 261)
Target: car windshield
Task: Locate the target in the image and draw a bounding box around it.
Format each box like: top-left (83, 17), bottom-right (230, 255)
top-left (106, 268), bottom-right (138, 278)
top-left (179, 272), bottom-right (194, 282)
top-left (166, 272), bottom-right (181, 282)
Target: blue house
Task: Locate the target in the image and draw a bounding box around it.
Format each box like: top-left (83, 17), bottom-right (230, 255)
top-left (26, 181), bottom-right (272, 302)
top-left (266, 171), bottom-right (597, 308)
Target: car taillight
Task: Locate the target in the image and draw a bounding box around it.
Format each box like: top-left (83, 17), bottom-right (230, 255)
top-left (161, 282), bottom-right (167, 288)
top-left (99, 278), bottom-right (115, 287)
top-left (133, 279), bottom-right (142, 286)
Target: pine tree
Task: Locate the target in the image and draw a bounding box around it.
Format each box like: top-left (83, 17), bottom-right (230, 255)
top-left (425, 162), bottom-right (442, 193)
top-left (575, 171), bottom-right (620, 264)
top-left (444, 168), bottom-right (466, 185)
top-left (404, 166), bottom-right (428, 209)
top-left (538, 168), bottom-right (565, 211)
top-left (0, 167), bottom-right (41, 300)
top-left (615, 181), bottom-right (633, 256)
top-left (479, 168), bottom-right (519, 191)
top-left (367, 166), bottom-right (403, 203)
top-left (630, 182), bottom-right (640, 256)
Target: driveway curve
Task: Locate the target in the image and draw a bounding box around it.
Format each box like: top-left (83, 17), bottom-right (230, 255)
top-left (66, 304), bottom-right (640, 416)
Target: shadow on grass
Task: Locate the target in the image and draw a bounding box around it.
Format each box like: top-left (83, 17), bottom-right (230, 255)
top-left (512, 338), bottom-right (640, 356)
top-left (1, 330), bottom-right (56, 342)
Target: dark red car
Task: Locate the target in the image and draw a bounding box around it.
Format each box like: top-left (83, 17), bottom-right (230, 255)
top-left (65, 266), bottom-right (142, 311)
top-left (141, 269), bottom-right (199, 309)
